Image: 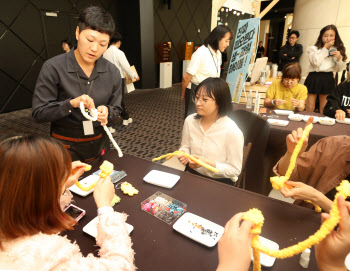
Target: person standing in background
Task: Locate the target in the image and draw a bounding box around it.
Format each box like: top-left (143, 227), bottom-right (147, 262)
top-left (61, 40), bottom-right (72, 53)
top-left (304, 25), bottom-right (347, 114)
top-left (181, 25), bottom-right (233, 118)
top-left (256, 41), bottom-right (265, 58)
top-left (278, 30), bottom-right (303, 71)
top-left (104, 32), bottom-right (139, 126)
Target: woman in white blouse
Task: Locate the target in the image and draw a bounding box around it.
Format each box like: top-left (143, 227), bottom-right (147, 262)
top-left (182, 25), bottom-right (233, 118)
top-left (304, 24), bottom-right (347, 114)
top-left (178, 78), bottom-right (243, 185)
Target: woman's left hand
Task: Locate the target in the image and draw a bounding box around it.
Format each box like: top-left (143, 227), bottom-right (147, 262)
top-left (97, 105), bottom-right (109, 126)
top-left (188, 155), bottom-right (211, 169)
top-left (330, 50), bottom-right (342, 61)
top-left (63, 161), bottom-right (89, 191)
top-left (290, 98), bottom-right (300, 108)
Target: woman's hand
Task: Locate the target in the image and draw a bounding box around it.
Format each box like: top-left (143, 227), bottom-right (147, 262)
top-left (324, 40), bottom-right (335, 49)
top-left (286, 127), bottom-right (309, 155)
top-left (335, 109), bottom-right (346, 121)
top-left (97, 105), bottom-right (108, 126)
top-left (63, 161), bottom-right (89, 191)
top-left (290, 98), bottom-right (300, 108)
top-left (273, 99), bottom-right (286, 106)
top-left (330, 50), bottom-right (342, 61)
top-left (280, 181), bottom-right (318, 201)
top-left (177, 154), bottom-right (189, 165)
top-left (316, 196), bottom-right (350, 271)
top-left (188, 155), bottom-right (213, 169)
top-left (70, 94), bottom-right (95, 109)
top-left (93, 176), bottom-right (115, 209)
top-left (217, 213), bottom-right (254, 271)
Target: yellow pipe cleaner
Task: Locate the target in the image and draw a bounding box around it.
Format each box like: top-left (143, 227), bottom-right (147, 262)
top-left (153, 151), bottom-right (219, 173)
top-left (243, 180), bottom-right (350, 271)
top-left (75, 161), bottom-right (114, 191)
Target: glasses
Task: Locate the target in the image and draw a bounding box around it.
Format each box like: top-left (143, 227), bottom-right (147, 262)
top-left (192, 96), bottom-right (215, 105)
top-left (289, 37), bottom-right (297, 40)
top-left (282, 79), bottom-right (298, 84)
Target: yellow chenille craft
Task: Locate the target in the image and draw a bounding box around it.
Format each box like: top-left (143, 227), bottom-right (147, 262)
top-left (153, 151), bottom-right (219, 173)
top-left (243, 180), bottom-right (350, 271)
top-left (121, 182), bottom-right (139, 196)
top-left (75, 161), bottom-right (114, 191)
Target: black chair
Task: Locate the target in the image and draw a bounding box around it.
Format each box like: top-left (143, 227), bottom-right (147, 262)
top-left (235, 142), bottom-right (252, 189)
top-left (229, 110), bottom-right (270, 194)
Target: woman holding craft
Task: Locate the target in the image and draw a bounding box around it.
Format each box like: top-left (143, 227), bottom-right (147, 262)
top-left (182, 25), bottom-right (233, 118)
top-left (178, 78), bottom-right (243, 185)
top-left (0, 134), bottom-right (135, 270)
top-left (264, 62), bottom-right (307, 111)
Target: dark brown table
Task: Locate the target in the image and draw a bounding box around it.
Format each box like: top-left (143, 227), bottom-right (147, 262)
top-left (232, 104), bottom-right (350, 195)
top-left (66, 151), bottom-right (322, 271)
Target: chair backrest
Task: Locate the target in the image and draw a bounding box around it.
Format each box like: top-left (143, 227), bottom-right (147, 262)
top-left (236, 142), bottom-right (252, 188)
top-left (229, 110), bottom-right (270, 194)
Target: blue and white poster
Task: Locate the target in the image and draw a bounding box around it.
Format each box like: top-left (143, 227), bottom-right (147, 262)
top-left (226, 17), bottom-right (260, 102)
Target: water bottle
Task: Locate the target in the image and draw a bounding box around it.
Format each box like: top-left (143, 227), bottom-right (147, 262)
top-left (246, 89), bottom-right (253, 109)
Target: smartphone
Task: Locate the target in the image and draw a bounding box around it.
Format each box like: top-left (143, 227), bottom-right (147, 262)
top-left (64, 204), bottom-right (86, 222)
top-left (329, 48), bottom-right (336, 56)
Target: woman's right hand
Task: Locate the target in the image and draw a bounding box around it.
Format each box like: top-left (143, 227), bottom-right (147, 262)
top-left (324, 40), bottom-right (335, 49)
top-left (335, 109), bottom-right (346, 121)
top-left (177, 154), bottom-right (189, 165)
top-left (70, 94), bottom-right (95, 109)
top-left (93, 176), bottom-right (115, 209)
top-left (273, 99), bottom-right (286, 106)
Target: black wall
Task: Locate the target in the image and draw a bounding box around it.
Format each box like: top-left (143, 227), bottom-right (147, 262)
top-left (0, 0), bottom-right (141, 114)
top-left (153, 0), bottom-right (212, 86)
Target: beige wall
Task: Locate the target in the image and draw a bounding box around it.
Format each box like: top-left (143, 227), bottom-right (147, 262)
top-left (293, 0), bottom-right (350, 81)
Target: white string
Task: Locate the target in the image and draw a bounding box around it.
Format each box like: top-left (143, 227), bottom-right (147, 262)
top-left (79, 101), bottom-right (123, 157)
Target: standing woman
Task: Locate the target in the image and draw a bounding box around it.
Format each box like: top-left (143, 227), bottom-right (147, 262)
top-left (178, 78), bottom-right (243, 185)
top-left (305, 25), bottom-right (347, 114)
top-left (182, 25), bottom-right (233, 117)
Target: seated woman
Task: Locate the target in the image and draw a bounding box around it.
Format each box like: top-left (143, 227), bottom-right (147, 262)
top-left (178, 77), bottom-right (244, 185)
top-left (323, 81), bottom-right (350, 120)
top-left (264, 62), bottom-right (307, 111)
top-left (0, 135), bottom-right (135, 270)
top-left (273, 126), bottom-right (350, 210)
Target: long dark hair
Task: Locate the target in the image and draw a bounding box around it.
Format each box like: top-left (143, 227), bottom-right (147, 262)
top-left (194, 77), bottom-right (232, 119)
top-left (315, 25), bottom-right (347, 61)
top-left (0, 134), bottom-right (75, 248)
top-left (204, 25), bottom-right (233, 51)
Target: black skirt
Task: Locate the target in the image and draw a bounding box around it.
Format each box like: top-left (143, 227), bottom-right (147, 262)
top-left (304, 72), bottom-right (335, 95)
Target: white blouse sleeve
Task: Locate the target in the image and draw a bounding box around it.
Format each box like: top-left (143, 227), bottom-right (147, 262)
top-left (179, 117), bottom-right (191, 154)
top-left (214, 130), bottom-right (244, 179)
top-left (186, 50), bottom-right (201, 76)
top-left (307, 46), bottom-right (329, 67)
top-left (333, 57), bottom-right (346, 72)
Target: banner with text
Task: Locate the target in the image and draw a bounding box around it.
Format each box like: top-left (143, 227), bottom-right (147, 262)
top-left (226, 17), bottom-right (260, 102)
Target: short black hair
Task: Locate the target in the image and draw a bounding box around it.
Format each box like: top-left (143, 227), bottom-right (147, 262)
top-left (194, 77), bottom-right (232, 118)
top-left (288, 30), bottom-right (300, 38)
top-left (204, 25), bottom-right (233, 50)
top-left (61, 39), bottom-right (72, 48)
top-left (78, 6), bottom-right (115, 37)
top-left (110, 32), bottom-right (122, 45)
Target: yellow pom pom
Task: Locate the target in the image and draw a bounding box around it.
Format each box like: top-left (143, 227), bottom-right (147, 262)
top-left (85, 165), bottom-right (92, 171)
top-left (121, 182), bottom-right (139, 196)
top-left (243, 208), bottom-right (264, 234)
top-left (99, 160), bottom-right (114, 178)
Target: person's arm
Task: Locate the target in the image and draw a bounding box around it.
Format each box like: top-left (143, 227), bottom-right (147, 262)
top-left (323, 84), bottom-right (344, 118)
top-left (289, 44), bottom-right (303, 59)
top-left (119, 51), bottom-right (138, 79)
top-left (280, 181), bottom-right (333, 213)
top-left (182, 72), bottom-right (192, 99)
top-left (217, 213), bottom-right (253, 271)
top-left (32, 62), bottom-right (74, 123)
top-left (105, 66), bottom-right (123, 122)
top-left (307, 46), bottom-right (329, 67)
top-left (58, 177), bottom-right (136, 270)
top-left (264, 82), bottom-right (286, 108)
top-left (276, 125), bottom-right (310, 176)
top-left (316, 196), bottom-right (350, 271)
top-left (178, 118), bottom-right (191, 165)
top-left (278, 46), bottom-right (289, 60)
